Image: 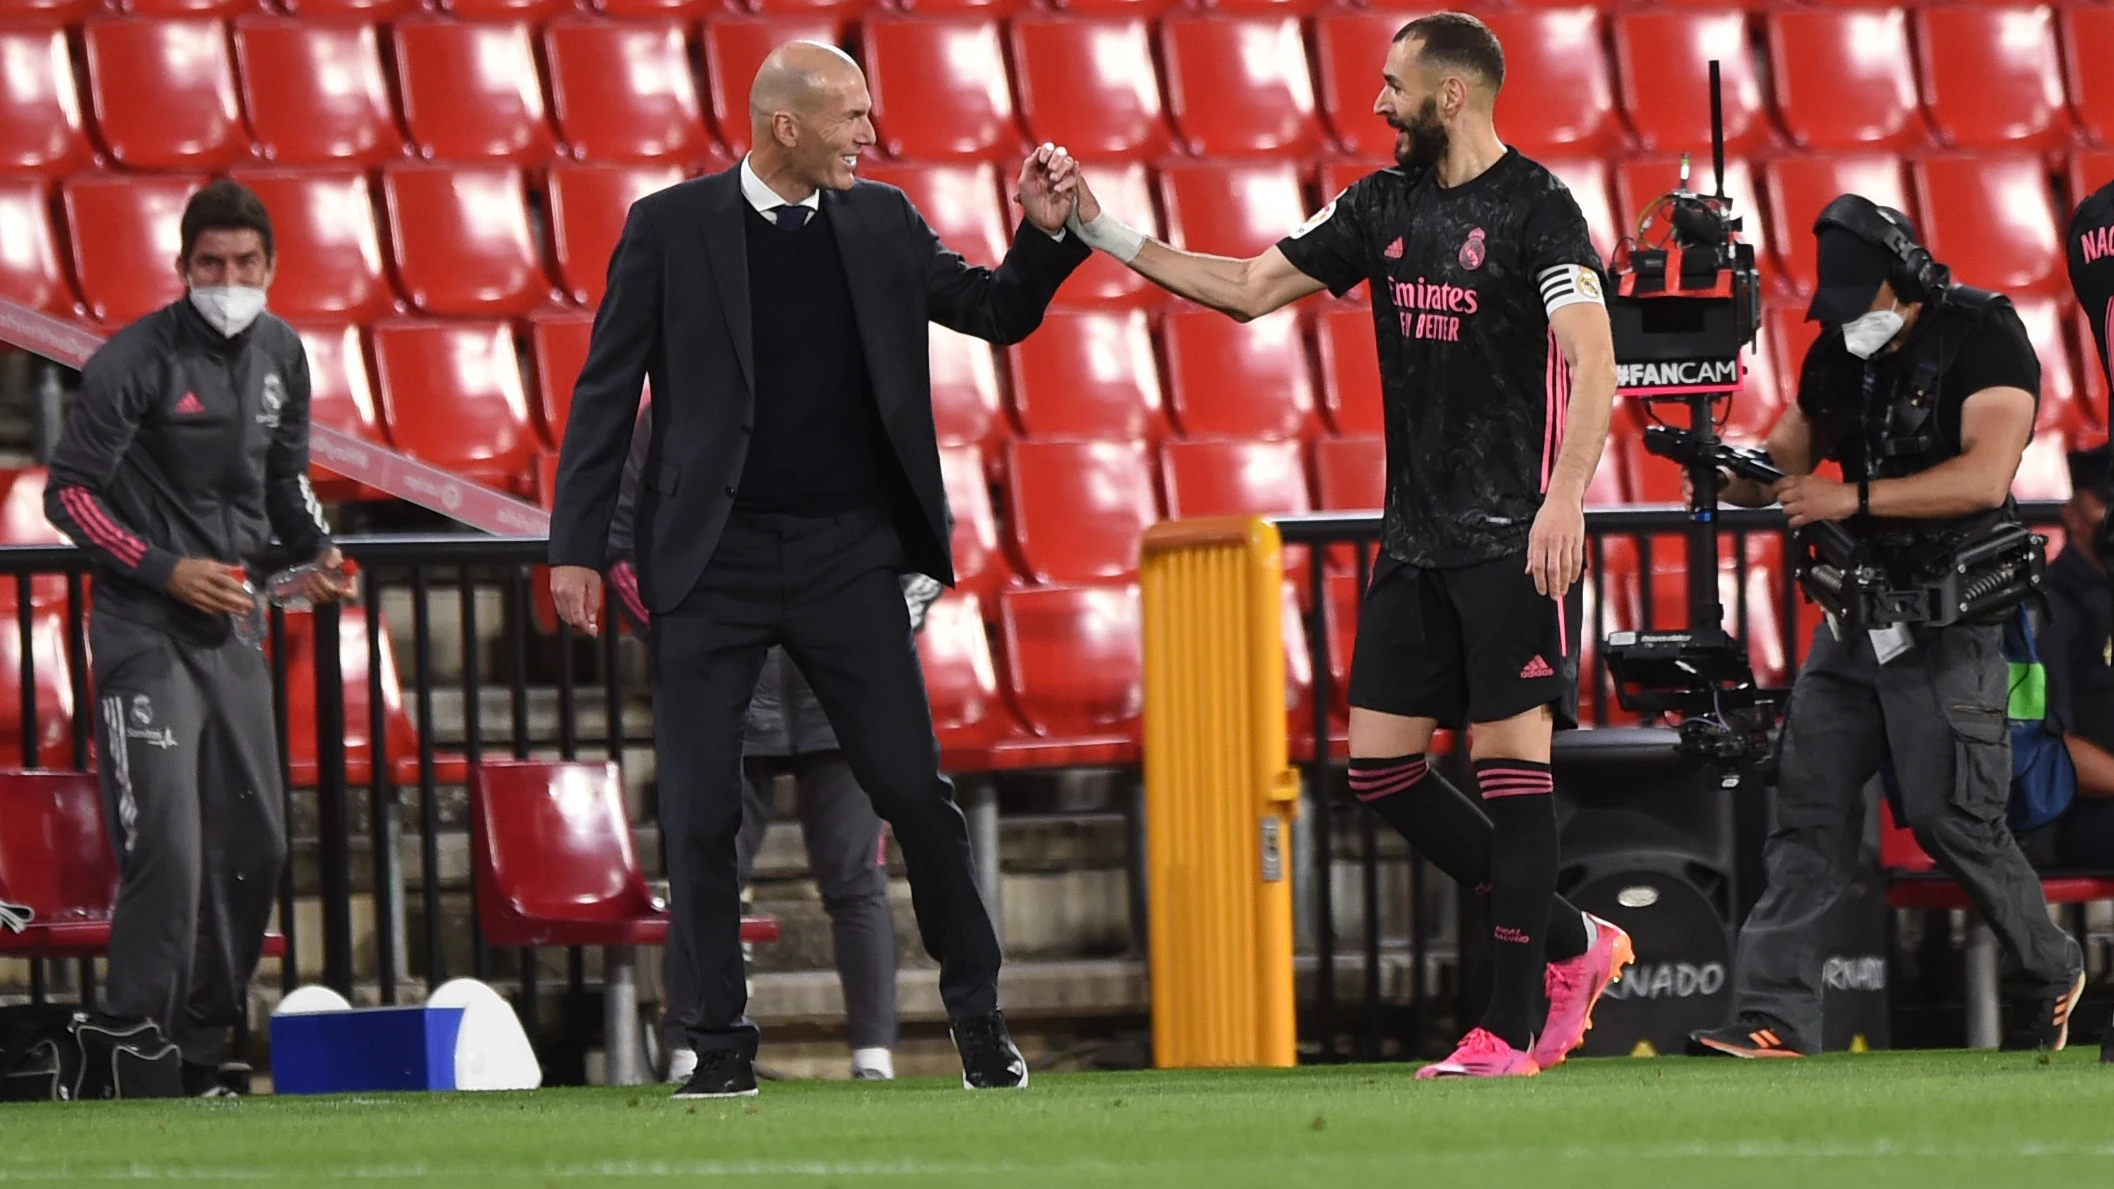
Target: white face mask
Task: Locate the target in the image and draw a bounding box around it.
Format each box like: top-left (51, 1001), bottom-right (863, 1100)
top-left (189, 285), bottom-right (267, 337)
top-left (1841, 306), bottom-right (1905, 360)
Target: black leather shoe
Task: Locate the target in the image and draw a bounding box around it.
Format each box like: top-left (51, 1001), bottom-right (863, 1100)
top-left (671, 1048), bottom-right (758, 1099)
top-left (951, 1011), bottom-right (1027, 1090)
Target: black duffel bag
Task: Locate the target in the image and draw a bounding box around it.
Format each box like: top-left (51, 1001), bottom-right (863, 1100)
top-left (0, 1005), bottom-right (182, 1101)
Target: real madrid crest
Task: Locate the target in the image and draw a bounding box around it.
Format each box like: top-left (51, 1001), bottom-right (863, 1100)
top-left (258, 372), bottom-right (285, 428)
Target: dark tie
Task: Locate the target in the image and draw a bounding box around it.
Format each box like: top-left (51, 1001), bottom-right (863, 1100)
top-left (774, 204), bottom-right (810, 232)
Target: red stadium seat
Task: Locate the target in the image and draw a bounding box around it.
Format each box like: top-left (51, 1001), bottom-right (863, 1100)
top-left (1046, 0), bottom-right (1176, 14)
top-left (1005, 439), bottom-right (1159, 585)
top-left (234, 18), bottom-right (405, 168)
top-left (1313, 434), bottom-right (1383, 511)
top-left (2071, 149), bottom-right (2114, 211)
top-left (294, 322), bottom-right (389, 500)
top-left (281, 608), bottom-right (469, 788)
top-left (393, 18), bottom-right (555, 164)
top-left (1160, 15), bottom-right (1323, 157)
top-left (233, 169), bottom-right (396, 323)
top-left (928, 324), bottom-right (1005, 451)
top-left (1009, 15), bottom-right (1169, 160)
top-left (0, 0), bottom-right (99, 21)
top-left (1761, 155), bottom-right (1911, 297)
top-left (1159, 437), bottom-right (1315, 583)
top-left (2013, 430), bottom-right (2071, 501)
top-left (940, 444), bottom-right (1007, 602)
top-left (915, 591), bottom-right (1018, 768)
top-left (1161, 307), bottom-right (1318, 440)
top-left (0, 180), bottom-right (76, 317)
top-left (108, 0), bottom-right (269, 10)
top-left (1543, 157), bottom-right (1620, 264)
top-left (1615, 157), bottom-right (1769, 294)
top-left (1916, 5), bottom-right (2069, 151)
top-left (591, 0), bottom-right (721, 14)
top-left (2063, 8), bottom-right (2114, 149)
top-left (0, 608), bottom-right (73, 764)
top-left (527, 308), bottom-right (595, 445)
top-left (545, 18), bottom-right (717, 167)
top-left (897, 0), bottom-right (1027, 15)
top-left (1315, 305), bottom-right (1381, 436)
top-left (1053, 161), bottom-right (1161, 306)
top-left (1612, 12), bottom-right (1770, 155)
top-left (1768, 305), bottom-right (1822, 390)
top-left (1312, 11), bottom-right (1410, 159)
top-left (2014, 295), bottom-right (2079, 434)
top-left (1006, 308), bottom-right (1165, 440)
top-left (438, 0), bottom-right (573, 17)
top-left (0, 28), bottom-right (93, 178)
top-left (1911, 154), bottom-right (2063, 295)
top-left (862, 18), bottom-right (1022, 160)
top-left (996, 583), bottom-right (1143, 750)
top-left (859, 161), bottom-right (1006, 268)
top-left (0, 773), bottom-right (122, 959)
top-left (1763, 9), bottom-right (1924, 152)
top-left (547, 162), bottom-right (685, 306)
top-left (62, 172), bottom-right (203, 326)
top-left (382, 164), bottom-right (549, 317)
top-left (370, 319), bottom-right (541, 493)
top-left (280, 0), bottom-right (421, 15)
top-left (1157, 159), bottom-right (1309, 260)
top-left (702, 17), bottom-right (849, 156)
top-left (1481, 9), bottom-right (1623, 155)
top-left (82, 18), bottom-right (247, 171)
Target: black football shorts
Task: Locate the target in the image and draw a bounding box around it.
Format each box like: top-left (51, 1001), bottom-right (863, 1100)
top-left (1346, 551), bottom-right (1583, 730)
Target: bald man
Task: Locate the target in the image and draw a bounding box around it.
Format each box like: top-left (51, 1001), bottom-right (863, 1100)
top-left (547, 42), bottom-right (1088, 1097)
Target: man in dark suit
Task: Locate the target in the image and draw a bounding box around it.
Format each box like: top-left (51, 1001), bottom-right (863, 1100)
top-left (547, 40), bottom-right (1087, 1098)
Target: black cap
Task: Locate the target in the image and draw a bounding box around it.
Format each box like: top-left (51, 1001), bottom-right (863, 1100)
top-left (2069, 443), bottom-right (2114, 500)
top-left (1806, 226), bottom-right (1895, 326)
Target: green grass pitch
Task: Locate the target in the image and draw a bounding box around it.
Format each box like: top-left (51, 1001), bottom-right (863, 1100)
top-left (2, 1052), bottom-right (2110, 1187)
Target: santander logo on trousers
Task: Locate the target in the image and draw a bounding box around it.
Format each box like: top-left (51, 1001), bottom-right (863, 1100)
top-left (1388, 276), bottom-right (1480, 343)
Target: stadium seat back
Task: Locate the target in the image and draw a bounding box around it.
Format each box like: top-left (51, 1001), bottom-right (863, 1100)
top-left (281, 0), bottom-right (421, 14)
top-left (940, 443), bottom-right (1007, 602)
top-left (1010, 15), bottom-right (1168, 158)
top-left (1006, 439), bottom-right (1158, 584)
top-left (0, 180), bottom-right (74, 317)
top-left (1312, 11), bottom-right (1408, 158)
top-left (1912, 154), bottom-right (2063, 295)
top-left (235, 18), bottom-right (405, 167)
top-left (1053, 161), bottom-right (1161, 306)
top-left (528, 309), bottom-right (597, 444)
top-left (1314, 305), bottom-right (1381, 435)
top-left (294, 323), bottom-right (388, 448)
top-left (1162, 308), bottom-right (1317, 440)
top-left (1482, 10), bottom-right (1621, 155)
top-left (862, 18), bottom-right (1022, 159)
top-left (382, 164), bottom-right (548, 317)
top-left (860, 161), bottom-right (1006, 269)
top-left (1761, 155), bottom-right (1910, 297)
top-left (1160, 16), bottom-right (1322, 156)
top-left (548, 162), bottom-right (686, 306)
top-left (84, 18), bottom-right (246, 171)
top-left (916, 591), bottom-right (1011, 749)
top-left (470, 760), bottom-right (658, 945)
top-left (1542, 157), bottom-right (1620, 264)
top-left (1916, 6), bottom-right (2068, 151)
top-left (1160, 438), bottom-right (1313, 521)
top-left (0, 27), bottom-right (93, 177)
top-left (1007, 308), bottom-right (1164, 439)
top-left (63, 173), bottom-right (204, 326)
top-left (998, 584), bottom-right (1144, 739)
top-left (1157, 159), bottom-right (1308, 261)
top-left (235, 169), bottom-right (396, 323)
top-left (370, 319), bottom-right (540, 492)
top-left (703, 18), bottom-right (849, 156)
top-left (1612, 12), bottom-right (1769, 154)
top-left (1764, 10), bottom-right (1923, 151)
top-left (545, 18), bottom-right (714, 166)
top-left (2013, 295), bottom-right (2078, 434)
top-left (1313, 435), bottom-right (1383, 512)
top-left (2071, 150), bottom-right (2114, 213)
top-left (0, 771), bottom-right (115, 935)
top-left (2063, 8), bottom-right (2114, 149)
top-left (928, 325), bottom-right (1005, 451)
top-left (392, 18), bottom-right (555, 163)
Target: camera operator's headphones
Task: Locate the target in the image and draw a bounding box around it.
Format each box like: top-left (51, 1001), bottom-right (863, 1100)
top-left (1813, 194), bottom-right (1951, 304)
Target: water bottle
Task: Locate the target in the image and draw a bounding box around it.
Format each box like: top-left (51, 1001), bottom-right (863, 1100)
top-left (265, 557), bottom-right (359, 613)
top-left (229, 568), bottom-right (267, 648)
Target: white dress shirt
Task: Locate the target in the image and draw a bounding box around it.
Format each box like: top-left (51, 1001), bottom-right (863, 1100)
top-left (737, 155), bottom-right (1065, 240)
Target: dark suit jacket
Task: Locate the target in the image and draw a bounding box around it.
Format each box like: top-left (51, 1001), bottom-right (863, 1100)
top-left (548, 165), bottom-right (1090, 614)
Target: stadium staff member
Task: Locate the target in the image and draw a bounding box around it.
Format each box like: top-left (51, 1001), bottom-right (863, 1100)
top-left (44, 180), bottom-right (352, 1096)
top-left (605, 405), bottom-right (913, 1085)
top-left (1053, 12), bottom-right (1635, 1079)
top-left (2023, 445), bottom-right (2114, 870)
top-left (546, 41), bottom-right (1088, 1098)
top-left (1691, 196), bottom-right (2084, 1058)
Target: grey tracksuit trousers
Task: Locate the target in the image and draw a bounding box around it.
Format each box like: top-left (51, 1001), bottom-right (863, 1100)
top-left (94, 612), bottom-right (286, 1067)
top-left (1736, 620), bottom-right (2077, 1049)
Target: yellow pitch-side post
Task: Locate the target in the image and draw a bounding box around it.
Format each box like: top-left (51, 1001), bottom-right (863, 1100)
top-left (1140, 515), bottom-right (1301, 1068)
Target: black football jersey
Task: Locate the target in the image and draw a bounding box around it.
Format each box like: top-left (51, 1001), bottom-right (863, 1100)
top-left (1276, 149), bottom-right (1605, 568)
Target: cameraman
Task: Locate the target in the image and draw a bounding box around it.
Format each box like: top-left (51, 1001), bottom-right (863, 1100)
top-left (1687, 196), bottom-right (2083, 1057)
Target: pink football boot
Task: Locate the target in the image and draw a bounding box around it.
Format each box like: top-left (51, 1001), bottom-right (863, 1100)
top-left (1533, 913), bottom-right (1635, 1070)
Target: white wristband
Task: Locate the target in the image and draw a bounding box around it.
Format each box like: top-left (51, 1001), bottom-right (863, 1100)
top-left (1066, 206), bottom-right (1145, 265)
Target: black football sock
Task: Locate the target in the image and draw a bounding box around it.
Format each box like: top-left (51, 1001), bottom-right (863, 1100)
top-left (1474, 758), bottom-right (1560, 1052)
top-left (1347, 755), bottom-right (1587, 961)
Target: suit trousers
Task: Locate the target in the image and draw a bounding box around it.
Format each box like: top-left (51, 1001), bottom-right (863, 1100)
top-left (652, 507), bottom-right (997, 1055)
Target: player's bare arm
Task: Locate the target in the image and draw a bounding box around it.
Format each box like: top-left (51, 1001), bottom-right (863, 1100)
top-left (1528, 301), bottom-right (1617, 598)
top-left (1054, 159), bottom-right (1325, 322)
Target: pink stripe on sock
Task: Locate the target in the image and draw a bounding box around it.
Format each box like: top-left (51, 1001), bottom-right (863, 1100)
top-left (1350, 758), bottom-right (1429, 802)
top-left (1476, 762), bottom-right (1553, 800)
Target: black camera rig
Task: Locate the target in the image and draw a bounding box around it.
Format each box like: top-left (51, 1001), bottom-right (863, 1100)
top-left (1651, 430), bottom-right (2049, 631)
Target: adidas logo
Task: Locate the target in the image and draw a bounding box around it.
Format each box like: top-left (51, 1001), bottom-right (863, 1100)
top-left (173, 392), bottom-right (205, 415)
top-left (1383, 237), bottom-right (1404, 259)
top-left (1520, 655), bottom-right (1554, 679)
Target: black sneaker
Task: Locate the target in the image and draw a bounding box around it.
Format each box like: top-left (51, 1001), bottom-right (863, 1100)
top-left (181, 1061), bottom-right (239, 1098)
top-left (671, 1049), bottom-right (758, 1100)
top-left (1686, 1014), bottom-right (1812, 1058)
top-left (2003, 965), bottom-right (2089, 1052)
top-left (951, 1011), bottom-right (1027, 1090)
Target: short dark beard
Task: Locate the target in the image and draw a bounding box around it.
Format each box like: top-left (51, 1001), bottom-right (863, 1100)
top-left (1392, 96), bottom-right (1448, 173)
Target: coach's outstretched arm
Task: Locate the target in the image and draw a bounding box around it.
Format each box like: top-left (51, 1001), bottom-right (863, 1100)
top-left (1057, 164), bottom-right (1323, 323)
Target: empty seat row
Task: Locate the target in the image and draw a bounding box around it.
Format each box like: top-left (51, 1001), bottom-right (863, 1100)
top-left (9, 8), bottom-right (2114, 179)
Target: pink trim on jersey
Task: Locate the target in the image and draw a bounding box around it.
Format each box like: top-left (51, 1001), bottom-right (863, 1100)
top-left (2103, 297), bottom-right (2114, 400)
top-left (58, 486), bottom-right (145, 569)
top-left (1543, 328), bottom-right (1573, 657)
